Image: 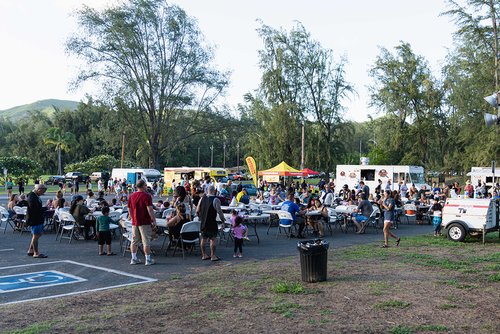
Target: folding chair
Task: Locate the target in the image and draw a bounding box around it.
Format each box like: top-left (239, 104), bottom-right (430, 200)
top-left (172, 221), bottom-right (201, 259)
top-left (13, 206), bottom-right (30, 235)
top-left (276, 211), bottom-right (294, 239)
top-left (403, 203), bottom-right (417, 224)
top-left (360, 206), bottom-right (381, 233)
top-left (326, 208), bottom-right (343, 235)
top-left (56, 211), bottom-right (80, 243)
top-left (0, 206), bottom-right (16, 233)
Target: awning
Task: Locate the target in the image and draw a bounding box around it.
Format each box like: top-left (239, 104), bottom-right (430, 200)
top-left (258, 161), bottom-right (304, 177)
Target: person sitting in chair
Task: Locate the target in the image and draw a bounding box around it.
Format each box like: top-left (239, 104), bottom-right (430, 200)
top-left (351, 193), bottom-right (373, 234)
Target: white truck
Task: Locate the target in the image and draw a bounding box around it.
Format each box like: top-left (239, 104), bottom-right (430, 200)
top-left (111, 168), bottom-right (161, 188)
top-left (442, 198), bottom-right (500, 242)
top-left (335, 164), bottom-right (428, 194)
top-left (467, 166), bottom-right (500, 189)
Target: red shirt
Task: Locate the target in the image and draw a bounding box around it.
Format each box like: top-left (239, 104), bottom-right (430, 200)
top-left (128, 191), bottom-right (153, 226)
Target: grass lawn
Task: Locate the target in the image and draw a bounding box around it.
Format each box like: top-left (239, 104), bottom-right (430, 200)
top-left (1, 234), bottom-right (499, 333)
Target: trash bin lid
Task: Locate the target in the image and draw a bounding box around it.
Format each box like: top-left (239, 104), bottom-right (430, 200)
top-left (297, 238), bottom-right (329, 251)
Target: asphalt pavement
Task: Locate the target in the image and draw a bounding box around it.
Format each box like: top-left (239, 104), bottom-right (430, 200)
top-left (0, 191), bottom-right (434, 305)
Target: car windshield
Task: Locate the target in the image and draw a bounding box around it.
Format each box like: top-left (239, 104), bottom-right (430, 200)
top-left (409, 172), bottom-right (425, 184)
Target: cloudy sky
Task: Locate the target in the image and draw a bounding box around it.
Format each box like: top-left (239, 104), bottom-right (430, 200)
top-left (0, 0), bottom-right (457, 121)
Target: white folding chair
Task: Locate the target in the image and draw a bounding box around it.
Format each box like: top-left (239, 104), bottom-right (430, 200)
top-left (0, 206), bottom-right (16, 234)
top-left (13, 206), bottom-right (29, 234)
top-left (403, 203), bottom-right (417, 224)
top-left (360, 206), bottom-right (381, 233)
top-left (56, 211), bottom-right (80, 243)
top-left (276, 211), bottom-right (294, 239)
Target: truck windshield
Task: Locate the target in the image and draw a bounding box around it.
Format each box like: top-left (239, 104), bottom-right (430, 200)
top-left (409, 173), bottom-right (425, 184)
top-left (146, 175), bottom-right (160, 182)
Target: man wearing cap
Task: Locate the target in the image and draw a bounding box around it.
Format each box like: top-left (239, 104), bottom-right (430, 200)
top-left (197, 185), bottom-right (225, 261)
top-left (128, 180), bottom-right (156, 265)
top-left (26, 184), bottom-right (48, 258)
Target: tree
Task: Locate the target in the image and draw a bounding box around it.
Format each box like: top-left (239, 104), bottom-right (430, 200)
top-left (0, 156), bottom-right (41, 179)
top-left (254, 22), bottom-right (354, 172)
top-left (67, 0), bottom-right (229, 168)
top-left (368, 42), bottom-right (444, 167)
top-left (44, 128), bottom-right (76, 175)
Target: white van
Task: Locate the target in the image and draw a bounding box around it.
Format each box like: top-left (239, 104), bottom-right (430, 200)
top-left (442, 198), bottom-right (500, 242)
top-left (111, 168), bottom-right (161, 188)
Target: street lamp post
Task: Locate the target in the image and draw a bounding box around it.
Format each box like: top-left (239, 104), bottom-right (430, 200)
top-left (223, 142), bottom-right (226, 169)
top-left (236, 142), bottom-right (240, 173)
top-left (121, 131), bottom-right (125, 168)
top-left (210, 145), bottom-right (214, 167)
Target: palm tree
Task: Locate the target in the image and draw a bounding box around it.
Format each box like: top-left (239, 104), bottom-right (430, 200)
top-left (44, 127), bottom-right (77, 175)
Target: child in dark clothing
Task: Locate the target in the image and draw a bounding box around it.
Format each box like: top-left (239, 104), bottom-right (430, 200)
top-left (96, 206), bottom-right (115, 255)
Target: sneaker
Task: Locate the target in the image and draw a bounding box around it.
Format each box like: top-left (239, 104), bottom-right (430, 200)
top-left (233, 254), bottom-right (237, 258)
top-left (237, 254), bottom-right (243, 258)
top-left (145, 259), bottom-right (155, 266)
top-left (130, 258), bottom-right (142, 265)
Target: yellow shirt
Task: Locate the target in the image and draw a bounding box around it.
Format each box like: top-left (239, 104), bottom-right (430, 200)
top-left (236, 191), bottom-right (245, 202)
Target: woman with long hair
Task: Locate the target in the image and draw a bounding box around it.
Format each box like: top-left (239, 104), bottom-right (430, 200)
top-left (380, 190), bottom-right (400, 248)
top-left (173, 185), bottom-right (193, 221)
top-left (70, 195), bottom-right (92, 240)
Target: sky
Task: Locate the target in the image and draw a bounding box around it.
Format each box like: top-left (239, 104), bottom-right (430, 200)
top-left (0, 0), bottom-right (457, 122)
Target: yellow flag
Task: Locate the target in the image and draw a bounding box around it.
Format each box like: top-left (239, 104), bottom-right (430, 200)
top-left (245, 156), bottom-right (258, 187)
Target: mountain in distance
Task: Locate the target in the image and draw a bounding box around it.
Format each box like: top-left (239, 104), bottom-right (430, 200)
top-left (0, 99), bottom-right (80, 122)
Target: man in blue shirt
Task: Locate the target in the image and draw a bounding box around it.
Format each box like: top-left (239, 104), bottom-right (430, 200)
top-left (280, 193), bottom-right (305, 238)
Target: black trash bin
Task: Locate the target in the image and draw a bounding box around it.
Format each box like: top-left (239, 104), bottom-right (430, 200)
top-left (297, 239), bottom-right (329, 283)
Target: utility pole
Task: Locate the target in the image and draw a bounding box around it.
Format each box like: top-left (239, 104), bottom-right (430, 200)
top-left (223, 142), bottom-right (226, 169)
top-left (210, 145), bottom-right (214, 167)
top-left (490, 0), bottom-right (499, 91)
top-left (300, 123), bottom-right (305, 171)
top-left (236, 142), bottom-right (240, 173)
top-left (197, 147), bottom-right (200, 167)
top-left (121, 131), bottom-right (125, 168)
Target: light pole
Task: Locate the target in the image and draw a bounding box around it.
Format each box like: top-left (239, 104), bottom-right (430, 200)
top-left (121, 131), bottom-right (125, 168)
top-left (236, 142), bottom-right (240, 173)
top-left (210, 145), bottom-right (214, 167)
top-left (223, 142), bottom-right (226, 169)
top-left (197, 147), bottom-right (200, 167)
top-left (300, 122), bottom-right (305, 171)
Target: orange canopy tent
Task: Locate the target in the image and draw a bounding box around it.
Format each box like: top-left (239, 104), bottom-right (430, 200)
top-left (301, 168), bottom-right (319, 176)
top-left (258, 161), bottom-right (304, 177)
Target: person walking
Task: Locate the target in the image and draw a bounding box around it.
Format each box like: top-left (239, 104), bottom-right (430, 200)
top-left (26, 184), bottom-right (48, 258)
top-left (380, 190), bottom-right (400, 248)
top-left (197, 185), bottom-right (225, 261)
top-left (128, 180), bottom-right (157, 265)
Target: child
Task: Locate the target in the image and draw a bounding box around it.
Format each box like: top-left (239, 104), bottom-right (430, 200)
top-left (230, 210), bottom-right (249, 241)
top-left (430, 197), bottom-right (443, 236)
top-left (232, 215), bottom-right (246, 258)
top-left (96, 206), bottom-right (116, 255)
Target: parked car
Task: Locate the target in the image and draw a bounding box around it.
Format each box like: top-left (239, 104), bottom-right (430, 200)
top-left (89, 171), bottom-right (110, 182)
top-left (64, 172), bottom-right (88, 183)
top-left (241, 183), bottom-right (257, 196)
top-left (44, 175), bottom-right (65, 185)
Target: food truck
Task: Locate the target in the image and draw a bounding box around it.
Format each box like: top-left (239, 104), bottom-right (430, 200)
top-left (335, 165), bottom-right (428, 194)
top-left (163, 167), bottom-right (227, 193)
top-left (467, 166), bottom-right (500, 189)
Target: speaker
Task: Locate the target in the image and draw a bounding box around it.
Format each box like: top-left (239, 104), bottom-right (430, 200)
top-left (484, 93), bottom-right (499, 107)
top-left (484, 113), bottom-right (498, 127)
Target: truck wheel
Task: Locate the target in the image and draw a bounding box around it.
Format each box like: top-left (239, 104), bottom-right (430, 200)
top-left (447, 223), bottom-right (466, 242)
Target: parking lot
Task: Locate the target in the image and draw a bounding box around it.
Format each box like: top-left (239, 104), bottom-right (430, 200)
top-left (0, 193), bottom-right (433, 305)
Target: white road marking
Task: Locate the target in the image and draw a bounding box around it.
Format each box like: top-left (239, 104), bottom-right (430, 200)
top-left (0, 270), bottom-right (86, 293)
top-left (0, 249), bottom-right (14, 252)
top-left (0, 260), bottom-right (157, 305)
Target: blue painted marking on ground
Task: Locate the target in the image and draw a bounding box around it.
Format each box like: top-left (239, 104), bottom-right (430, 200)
top-left (0, 270), bottom-right (86, 293)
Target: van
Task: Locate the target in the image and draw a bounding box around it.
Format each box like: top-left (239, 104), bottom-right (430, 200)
top-left (442, 198), bottom-right (500, 242)
top-left (90, 171), bottom-right (110, 182)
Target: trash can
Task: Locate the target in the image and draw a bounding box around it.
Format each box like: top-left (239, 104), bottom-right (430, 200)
top-left (297, 239), bottom-right (329, 283)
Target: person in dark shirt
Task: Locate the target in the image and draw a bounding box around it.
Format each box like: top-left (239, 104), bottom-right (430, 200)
top-left (27, 184), bottom-right (48, 258)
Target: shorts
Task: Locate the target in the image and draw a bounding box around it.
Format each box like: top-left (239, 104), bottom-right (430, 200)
top-left (201, 230), bottom-right (218, 240)
top-left (354, 214), bottom-right (368, 223)
top-left (98, 231), bottom-right (112, 245)
top-left (31, 224), bottom-right (44, 235)
top-left (132, 225), bottom-right (152, 248)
